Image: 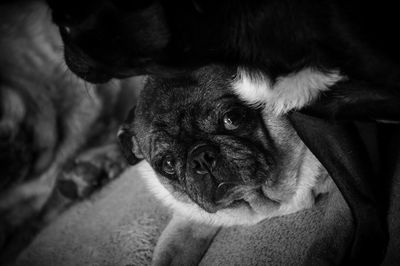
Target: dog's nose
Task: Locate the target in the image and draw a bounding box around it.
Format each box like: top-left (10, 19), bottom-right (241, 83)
top-left (189, 144), bottom-right (218, 175)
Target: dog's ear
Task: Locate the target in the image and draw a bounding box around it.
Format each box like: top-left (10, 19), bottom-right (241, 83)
top-left (118, 106), bottom-right (144, 165)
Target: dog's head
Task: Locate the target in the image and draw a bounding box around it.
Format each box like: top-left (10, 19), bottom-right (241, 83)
top-left (46, 0), bottom-right (166, 82)
top-left (46, 0), bottom-right (225, 83)
top-left (119, 65), bottom-right (328, 225)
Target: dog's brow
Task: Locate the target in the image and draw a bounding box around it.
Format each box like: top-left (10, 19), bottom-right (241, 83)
top-left (152, 121), bottom-right (181, 136)
top-left (215, 94), bottom-right (237, 102)
top-left (153, 121), bottom-right (169, 129)
top-left (150, 128), bottom-right (173, 137)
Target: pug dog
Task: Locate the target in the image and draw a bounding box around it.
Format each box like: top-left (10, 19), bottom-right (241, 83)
top-left (118, 65), bottom-right (335, 265)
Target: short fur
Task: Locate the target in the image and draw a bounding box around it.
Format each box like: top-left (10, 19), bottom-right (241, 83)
top-left (233, 67), bottom-right (343, 115)
top-left (118, 65), bottom-right (335, 265)
top-left (48, 0), bottom-right (400, 120)
top-left (119, 65), bottom-right (334, 225)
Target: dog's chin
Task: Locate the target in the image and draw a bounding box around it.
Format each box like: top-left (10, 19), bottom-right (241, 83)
top-left (215, 184), bottom-right (261, 207)
top-left (211, 190), bottom-right (281, 226)
top-left (63, 50), bottom-right (111, 83)
top-left (190, 185), bottom-right (282, 224)
top-left (63, 42), bottom-right (140, 83)
top-left (63, 53), bottom-right (147, 83)
top-left (178, 194), bottom-right (281, 226)
top-left (72, 68), bottom-right (112, 84)
top-left (215, 186), bottom-right (279, 213)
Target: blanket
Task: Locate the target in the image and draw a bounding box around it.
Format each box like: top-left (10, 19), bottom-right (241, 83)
top-left (15, 161), bottom-right (353, 266)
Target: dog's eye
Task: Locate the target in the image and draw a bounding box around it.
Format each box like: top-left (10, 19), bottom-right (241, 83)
top-left (162, 155), bottom-right (176, 176)
top-left (223, 109), bottom-right (244, 130)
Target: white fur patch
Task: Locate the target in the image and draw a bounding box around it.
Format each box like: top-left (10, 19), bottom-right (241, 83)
top-left (232, 67), bottom-right (343, 115)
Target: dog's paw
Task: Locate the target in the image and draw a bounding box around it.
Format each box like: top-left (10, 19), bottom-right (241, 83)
top-left (57, 144), bottom-right (128, 200)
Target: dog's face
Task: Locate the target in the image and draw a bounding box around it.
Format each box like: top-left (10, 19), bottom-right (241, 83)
top-left (120, 65), bottom-right (326, 225)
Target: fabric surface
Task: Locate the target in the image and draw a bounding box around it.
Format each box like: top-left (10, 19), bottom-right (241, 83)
top-left (16, 163), bottom-right (171, 266)
top-left (16, 161), bottom-right (353, 266)
top-left (201, 186), bottom-right (353, 266)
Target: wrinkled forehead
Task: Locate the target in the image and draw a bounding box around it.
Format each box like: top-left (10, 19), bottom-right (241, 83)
top-left (136, 66), bottom-right (235, 124)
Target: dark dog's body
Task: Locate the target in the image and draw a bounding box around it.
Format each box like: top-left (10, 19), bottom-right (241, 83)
top-left (119, 65), bottom-right (335, 264)
top-left (47, 0), bottom-right (400, 121)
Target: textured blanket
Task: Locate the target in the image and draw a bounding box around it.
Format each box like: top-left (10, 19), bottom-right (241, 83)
top-left (16, 161), bottom-right (353, 266)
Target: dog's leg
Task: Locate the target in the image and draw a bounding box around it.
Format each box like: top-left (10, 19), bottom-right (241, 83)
top-left (152, 214), bottom-right (220, 266)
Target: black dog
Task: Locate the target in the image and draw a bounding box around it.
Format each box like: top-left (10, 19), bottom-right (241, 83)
top-left (47, 0), bottom-right (400, 121)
